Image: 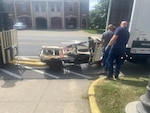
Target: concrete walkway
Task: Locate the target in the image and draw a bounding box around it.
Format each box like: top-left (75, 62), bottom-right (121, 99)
top-left (0, 79), bottom-right (91, 113)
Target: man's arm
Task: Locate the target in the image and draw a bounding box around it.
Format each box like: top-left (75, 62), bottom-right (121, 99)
top-left (101, 38), bottom-right (105, 47)
top-left (105, 35), bottom-right (118, 51)
top-left (101, 34), bottom-right (105, 47)
top-left (107, 35), bottom-right (118, 46)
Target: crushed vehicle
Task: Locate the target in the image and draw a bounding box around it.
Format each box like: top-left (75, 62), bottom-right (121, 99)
top-left (39, 36), bottom-right (102, 71)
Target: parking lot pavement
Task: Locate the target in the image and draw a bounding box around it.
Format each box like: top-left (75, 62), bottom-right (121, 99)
top-left (0, 55), bottom-right (103, 113)
top-left (0, 79), bottom-right (91, 113)
top-left (0, 56), bottom-right (104, 80)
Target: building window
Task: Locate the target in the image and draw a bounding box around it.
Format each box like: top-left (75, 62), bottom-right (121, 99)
top-left (50, 4), bottom-right (55, 12)
top-left (69, 3), bottom-right (73, 11)
top-left (34, 4), bottom-right (39, 12)
top-left (41, 3), bottom-right (46, 12)
top-left (81, 3), bottom-right (86, 12)
top-left (56, 3), bottom-right (61, 12)
top-left (7, 3), bottom-right (13, 12)
top-left (21, 4), bottom-right (27, 12)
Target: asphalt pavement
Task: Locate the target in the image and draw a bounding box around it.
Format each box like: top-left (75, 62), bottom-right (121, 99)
top-left (0, 28), bottom-right (103, 113)
top-left (0, 57), bottom-right (104, 113)
top-left (3, 30), bottom-right (149, 113)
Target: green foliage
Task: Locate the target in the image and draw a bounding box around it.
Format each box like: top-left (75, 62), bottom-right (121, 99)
top-left (96, 29), bottom-right (105, 34)
top-left (84, 29), bottom-right (105, 34)
top-left (89, 0), bottom-right (109, 29)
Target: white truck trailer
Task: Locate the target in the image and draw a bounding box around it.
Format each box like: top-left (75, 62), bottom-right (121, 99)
top-left (107, 0), bottom-right (150, 64)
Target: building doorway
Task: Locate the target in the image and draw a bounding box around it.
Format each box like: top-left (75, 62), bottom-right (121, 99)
top-left (36, 17), bottom-right (47, 29)
top-left (65, 17), bottom-right (77, 29)
top-left (82, 18), bottom-right (86, 29)
top-left (51, 17), bottom-right (62, 29)
top-left (19, 17), bottom-right (32, 29)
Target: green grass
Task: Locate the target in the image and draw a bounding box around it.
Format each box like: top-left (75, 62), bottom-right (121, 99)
top-left (84, 29), bottom-right (105, 34)
top-left (95, 76), bottom-right (148, 113)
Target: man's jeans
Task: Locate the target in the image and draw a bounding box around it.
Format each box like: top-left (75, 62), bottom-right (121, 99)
top-left (102, 47), bottom-right (110, 70)
top-left (107, 50), bottom-right (123, 77)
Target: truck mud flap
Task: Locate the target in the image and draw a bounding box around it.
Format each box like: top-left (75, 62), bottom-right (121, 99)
top-left (47, 59), bottom-right (63, 71)
top-left (0, 51), bottom-right (3, 67)
top-left (74, 54), bottom-right (89, 64)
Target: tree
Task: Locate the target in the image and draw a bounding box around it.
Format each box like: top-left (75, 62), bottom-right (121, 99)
top-left (89, 0), bottom-right (109, 29)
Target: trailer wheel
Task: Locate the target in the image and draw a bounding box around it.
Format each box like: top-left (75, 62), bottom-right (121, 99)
top-left (48, 59), bottom-right (63, 71)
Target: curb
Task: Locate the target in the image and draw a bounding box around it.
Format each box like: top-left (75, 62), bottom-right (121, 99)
top-left (9, 59), bottom-right (46, 67)
top-left (88, 76), bottom-right (105, 113)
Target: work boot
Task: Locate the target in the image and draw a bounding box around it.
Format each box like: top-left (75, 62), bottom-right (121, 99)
top-left (114, 76), bottom-right (120, 81)
top-left (105, 76), bottom-right (113, 80)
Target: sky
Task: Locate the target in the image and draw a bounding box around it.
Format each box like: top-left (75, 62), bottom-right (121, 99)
top-left (89, 0), bottom-right (98, 10)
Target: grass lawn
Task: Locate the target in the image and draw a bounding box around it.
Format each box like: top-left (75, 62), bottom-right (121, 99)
top-left (95, 76), bottom-right (149, 113)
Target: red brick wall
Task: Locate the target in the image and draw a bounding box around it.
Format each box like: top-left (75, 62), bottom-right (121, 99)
top-left (15, 2), bottom-right (31, 17)
top-left (64, 2), bottom-right (78, 17)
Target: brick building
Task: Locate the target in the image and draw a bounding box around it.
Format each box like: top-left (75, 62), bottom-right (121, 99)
top-left (3, 0), bottom-right (89, 29)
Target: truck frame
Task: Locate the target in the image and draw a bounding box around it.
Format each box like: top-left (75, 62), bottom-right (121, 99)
top-left (39, 36), bottom-right (102, 71)
top-left (107, 0), bottom-right (150, 64)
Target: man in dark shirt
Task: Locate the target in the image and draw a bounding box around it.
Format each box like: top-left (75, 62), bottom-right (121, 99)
top-left (105, 21), bottom-right (130, 80)
top-left (101, 24), bottom-right (114, 71)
